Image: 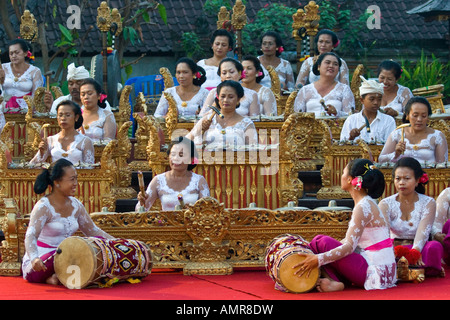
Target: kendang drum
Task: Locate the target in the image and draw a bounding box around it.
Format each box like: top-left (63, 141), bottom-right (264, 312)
top-left (265, 234), bottom-right (319, 293)
top-left (54, 236), bottom-right (153, 289)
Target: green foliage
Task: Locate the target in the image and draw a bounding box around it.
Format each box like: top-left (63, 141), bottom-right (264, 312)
top-left (399, 50), bottom-right (450, 100)
top-left (181, 32), bottom-right (205, 60)
top-left (242, 3), bottom-right (297, 55)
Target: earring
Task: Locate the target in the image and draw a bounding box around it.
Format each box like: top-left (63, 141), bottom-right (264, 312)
top-left (56, 184), bottom-right (60, 188)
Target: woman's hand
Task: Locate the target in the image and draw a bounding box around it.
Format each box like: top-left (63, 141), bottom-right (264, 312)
top-left (326, 104), bottom-right (337, 116)
top-left (32, 258), bottom-right (47, 272)
top-left (38, 140), bottom-right (48, 156)
top-left (292, 253), bottom-right (319, 278)
top-left (137, 191), bottom-right (148, 206)
top-left (201, 117), bottom-right (212, 132)
top-left (384, 107), bottom-right (398, 117)
top-left (394, 140), bottom-right (406, 158)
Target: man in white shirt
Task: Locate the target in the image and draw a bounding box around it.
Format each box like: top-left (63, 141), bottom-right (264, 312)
top-left (45, 63), bottom-right (111, 113)
top-left (340, 76), bottom-right (396, 143)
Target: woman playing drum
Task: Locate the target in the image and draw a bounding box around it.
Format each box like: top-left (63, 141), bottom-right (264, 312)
top-left (293, 159), bottom-right (397, 291)
top-left (22, 159), bottom-right (114, 284)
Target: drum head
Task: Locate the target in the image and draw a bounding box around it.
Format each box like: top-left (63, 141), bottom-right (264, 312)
top-left (279, 254), bottom-right (319, 293)
top-left (54, 237), bottom-right (98, 289)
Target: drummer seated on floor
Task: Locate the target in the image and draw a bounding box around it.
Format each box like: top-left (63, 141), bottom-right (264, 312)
top-left (340, 76), bottom-right (396, 144)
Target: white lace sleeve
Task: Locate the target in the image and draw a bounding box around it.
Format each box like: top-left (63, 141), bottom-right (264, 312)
top-left (154, 93), bottom-right (169, 117)
top-left (434, 188), bottom-right (450, 236)
top-left (75, 199), bottom-right (114, 239)
top-left (339, 59), bottom-right (350, 86)
top-left (259, 87), bottom-right (277, 115)
top-left (295, 58), bottom-right (312, 86)
top-left (199, 90), bottom-right (216, 116)
top-left (24, 201), bottom-right (52, 262)
top-left (103, 110), bottom-right (117, 141)
top-left (29, 136), bottom-right (51, 164)
top-left (198, 176), bottom-right (210, 198)
top-left (413, 197), bottom-right (436, 252)
top-left (434, 130), bottom-right (449, 162)
top-left (338, 84), bottom-right (355, 116)
top-left (30, 67), bottom-right (44, 97)
top-left (81, 136), bottom-right (95, 164)
top-left (378, 129), bottom-right (402, 163)
top-left (317, 199), bottom-right (373, 267)
top-left (135, 175), bottom-right (160, 212)
top-left (293, 86), bottom-right (307, 112)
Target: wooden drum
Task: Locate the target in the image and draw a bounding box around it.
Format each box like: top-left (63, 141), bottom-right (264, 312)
top-left (265, 234), bottom-right (319, 293)
top-left (54, 236), bottom-right (153, 289)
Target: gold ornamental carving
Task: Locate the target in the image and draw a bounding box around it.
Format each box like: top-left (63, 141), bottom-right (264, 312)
top-left (231, 0), bottom-right (247, 31)
top-left (217, 6), bottom-right (230, 29)
top-left (97, 2), bottom-right (112, 33)
top-left (20, 10), bottom-right (38, 42)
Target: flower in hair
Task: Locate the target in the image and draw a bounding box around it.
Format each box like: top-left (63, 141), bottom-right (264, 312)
top-left (278, 46), bottom-right (284, 54)
top-left (240, 70), bottom-right (246, 80)
top-left (195, 72), bottom-right (202, 79)
top-left (419, 173), bottom-right (429, 184)
top-left (99, 94), bottom-right (107, 103)
top-left (191, 157), bottom-right (199, 165)
top-left (351, 176), bottom-right (363, 191)
top-left (333, 40), bottom-right (340, 48)
top-left (26, 50), bottom-right (35, 62)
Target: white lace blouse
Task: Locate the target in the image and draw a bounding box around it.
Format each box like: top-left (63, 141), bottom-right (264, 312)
top-left (1, 63), bottom-right (43, 111)
top-left (135, 172), bottom-right (210, 212)
top-left (22, 196), bottom-right (113, 279)
top-left (317, 196), bottom-right (397, 290)
top-left (154, 86), bottom-right (210, 117)
top-left (379, 193), bottom-right (436, 252)
top-left (433, 188), bottom-right (450, 237)
top-left (295, 57), bottom-right (350, 86)
top-left (188, 111), bottom-right (258, 148)
top-left (30, 132), bottom-right (95, 165)
top-left (197, 59), bottom-right (221, 90)
top-left (378, 128), bottom-right (448, 164)
top-left (257, 86), bottom-right (277, 115)
top-left (199, 87), bottom-right (260, 117)
top-left (81, 107), bottom-right (117, 142)
top-left (380, 84), bottom-right (413, 115)
top-left (258, 56), bottom-right (295, 91)
top-left (293, 82), bottom-right (355, 117)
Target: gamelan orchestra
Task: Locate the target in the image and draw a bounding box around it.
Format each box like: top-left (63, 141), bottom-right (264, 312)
top-left (0, 1), bottom-right (449, 294)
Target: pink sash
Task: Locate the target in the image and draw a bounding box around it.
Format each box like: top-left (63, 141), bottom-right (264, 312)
top-left (37, 240), bottom-right (57, 249)
top-left (5, 93), bottom-right (31, 113)
top-left (364, 238), bottom-right (394, 252)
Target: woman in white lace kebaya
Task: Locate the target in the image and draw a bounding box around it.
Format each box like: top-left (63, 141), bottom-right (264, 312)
top-left (197, 29), bottom-right (234, 90)
top-left (136, 137), bottom-right (210, 212)
top-left (30, 100), bottom-right (95, 165)
top-left (379, 157), bottom-right (444, 276)
top-left (294, 52), bottom-right (355, 117)
top-left (434, 188), bottom-right (450, 265)
top-left (79, 78), bottom-right (117, 142)
top-left (188, 80), bottom-right (258, 149)
top-left (241, 55), bottom-right (277, 115)
top-left (0, 39), bottom-right (43, 114)
top-left (154, 58), bottom-right (209, 118)
top-left (293, 159), bottom-right (397, 291)
top-left (378, 97), bottom-right (448, 164)
top-left (295, 29), bottom-right (349, 87)
top-left (258, 31), bottom-right (295, 91)
top-left (199, 58), bottom-right (260, 117)
top-left (377, 60), bottom-right (413, 117)
top-left (23, 159), bottom-right (114, 284)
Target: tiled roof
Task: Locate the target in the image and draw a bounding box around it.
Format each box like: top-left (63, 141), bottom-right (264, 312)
top-left (0, 0), bottom-right (447, 56)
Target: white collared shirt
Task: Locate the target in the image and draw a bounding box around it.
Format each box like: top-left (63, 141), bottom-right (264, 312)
top-left (340, 110), bottom-right (396, 143)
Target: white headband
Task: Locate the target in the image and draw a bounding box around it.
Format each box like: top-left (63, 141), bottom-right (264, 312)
top-left (67, 63), bottom-right (90, 81)
top-left (359, 76), bottom-right (384, 96)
